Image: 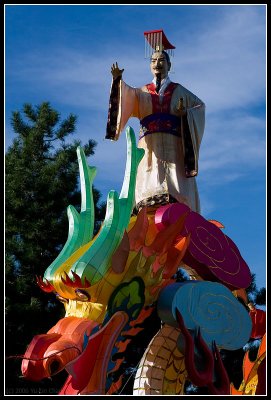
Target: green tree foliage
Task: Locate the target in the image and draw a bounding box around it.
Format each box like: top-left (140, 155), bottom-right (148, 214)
top-left (5, 102), bottom-right (105, 392)
top-left (246, 273), bottom-right (266, 305)
top-left (254, 287), bottom-right (266, 306)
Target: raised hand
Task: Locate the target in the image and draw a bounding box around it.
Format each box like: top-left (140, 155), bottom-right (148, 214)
top-left (111, 62), bottom-right (124, 80)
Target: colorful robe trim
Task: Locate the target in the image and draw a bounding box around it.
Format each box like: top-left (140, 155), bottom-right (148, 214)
top-left (106, 76), bottom-right (121, 140)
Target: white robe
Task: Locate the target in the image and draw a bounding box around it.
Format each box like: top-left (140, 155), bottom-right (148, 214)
top-left (107, 77), bottom-right (205, 213)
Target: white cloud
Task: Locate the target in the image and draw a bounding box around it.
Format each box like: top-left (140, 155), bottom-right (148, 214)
top-left (7, 5), bottom-right (266, 116)
top-left (172, 6), bottom-right (266, 112)
top-left (199, 112), bottom-right (266, 174)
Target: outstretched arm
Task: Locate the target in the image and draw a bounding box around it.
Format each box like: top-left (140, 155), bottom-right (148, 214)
top-left (106, 62), bottom-right (124, 140)
top-left (105, 62), bottom-right (138, 141)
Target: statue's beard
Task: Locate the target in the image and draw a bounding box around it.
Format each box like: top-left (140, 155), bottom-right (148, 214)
top-left (155, 72), bottom-right (161, 93)
top-left (155, 72), bottom-right (161, 83)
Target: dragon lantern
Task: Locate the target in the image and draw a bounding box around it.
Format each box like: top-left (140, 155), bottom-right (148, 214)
top-left (19, 127), bottom-right (265, 395)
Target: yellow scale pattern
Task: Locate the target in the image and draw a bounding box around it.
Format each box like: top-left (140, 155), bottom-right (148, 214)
top-left (133, 324), bottom-right (188, 395)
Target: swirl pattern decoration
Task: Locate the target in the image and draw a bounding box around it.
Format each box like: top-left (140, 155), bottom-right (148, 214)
top-left (157, 281), bottom-right (252, 351)
top-left (154, 204), bottom-right (252, 290)
top-left (183, 212), bottom-right (251, 290)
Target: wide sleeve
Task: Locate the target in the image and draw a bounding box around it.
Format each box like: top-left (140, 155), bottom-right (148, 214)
top-left (186, 95), bottom-right (205, 174)
top-left (179, 88), bottom-right (205, 177)
top-left (105, 78), bottom-right (139, 141)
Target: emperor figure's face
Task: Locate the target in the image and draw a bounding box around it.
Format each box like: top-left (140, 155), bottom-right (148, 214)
top-left (150, 51), bottom-right (171, 80)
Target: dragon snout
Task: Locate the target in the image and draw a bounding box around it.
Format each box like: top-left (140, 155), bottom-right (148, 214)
top-left (21, 333), bottom-right (61, 381)
top-left (21, 334), bottom-right (81, 381)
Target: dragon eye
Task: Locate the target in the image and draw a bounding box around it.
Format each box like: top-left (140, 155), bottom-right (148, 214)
top-left (55, 293), bottom-right (68, 304)
top-left (75, 289), bottom-right (90, 301)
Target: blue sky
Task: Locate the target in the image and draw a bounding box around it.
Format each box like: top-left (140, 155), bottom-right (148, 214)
top-left (5, 4), bottom-right (266, 291)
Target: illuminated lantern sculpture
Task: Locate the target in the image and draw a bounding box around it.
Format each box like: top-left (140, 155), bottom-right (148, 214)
top-left (19, 127), bottom-right (262, 395)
